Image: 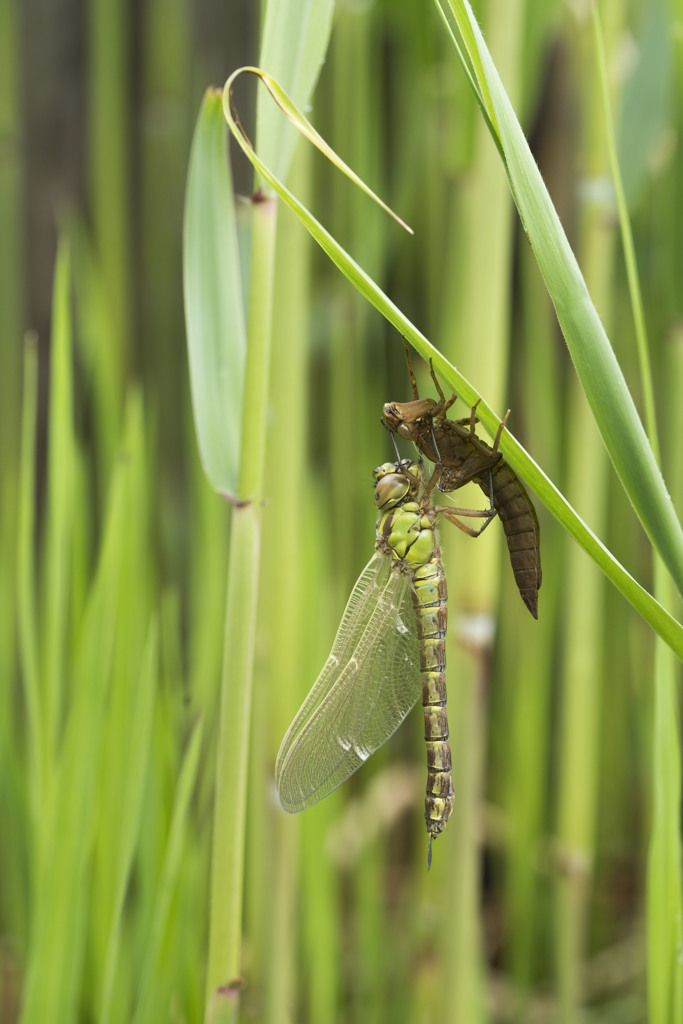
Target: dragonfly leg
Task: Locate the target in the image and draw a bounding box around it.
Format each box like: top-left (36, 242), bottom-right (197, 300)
top-left (421, 463), bottom-right (443, 504)
top-left (387, 421), bottom-right (403, 463)
top-left (434, 502), bottom-right (497, 538)
top-left (485, 468), bottom-right (495, 514)
top-left (429, 416), bottom-right (443, 464)
top-left (428, 359), bottom-right (457, 415)
top-left (491, 408), bottom-right (511, 454)
top-left (401, 336), bottom-right (420, 400)
top-left (467, 401), bottom-right (481, 436)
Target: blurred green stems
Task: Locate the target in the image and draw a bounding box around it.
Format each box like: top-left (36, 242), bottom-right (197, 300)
top-left (205, 197), bottom-right (277, 1018)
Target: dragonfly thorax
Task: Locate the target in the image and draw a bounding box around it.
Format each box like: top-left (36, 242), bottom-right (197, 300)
top-left (377, 504), bottom-right (435, 567)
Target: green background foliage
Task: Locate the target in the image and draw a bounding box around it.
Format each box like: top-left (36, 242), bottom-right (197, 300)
top-left (2, 0), bottom-right (682, 1022)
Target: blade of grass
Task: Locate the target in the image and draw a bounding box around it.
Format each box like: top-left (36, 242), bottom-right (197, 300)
top-left (436, 0), bottom-right (683, 599)
top-left (225, 67), bottom-right (413, 234)
top-left (183, 90), bottom-right (246, 499)
top-left (17, 335), bottom-right (42, 827)
top-left (498, 235), bottom-right (561, 1005)
top-left (0, 0), bottom-right (22, 479)
top-left (20, 429), bottom-right (127, 1023)
top-left (42, 239), bottom-right (75, 793)
top-left (592, 6), bottom-right (658, 458)
top-left (553, 8), bottom-right (618, 1014)
top-left (88, 0), bottom-right (132, 361)
top-left (591, 6), bottom-right (683, 1018)
top-left (443, 646), bottom-right (487, 1023)
top-left (98, 620), bottom-right (159, 1024)
top-left (251, 150), bottom-right (312, 1020)
top-left (70, 222), bottom-right (124, 479)
top-left (589, 6), bottom-right (683, 1018)
top-left (436, 5), bottom-right (525, 1014)
top-left (132, 717), bottom-right (204, 1024)
top-left (647, 568), bottom-right (683, 1024)
top-left (190, 17), bottom-right (335, 1015)
top-left (222, 68), bottom-right (683, 657)
top-left (437, 0), bottom-right (521, 617)
top-left (256, 0), bottom-right (334, 184)
top-left (204, 197), bottom-right (276, 1020)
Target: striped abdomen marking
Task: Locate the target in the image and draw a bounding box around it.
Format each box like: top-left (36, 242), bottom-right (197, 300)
top-left (411, 552), bottom-right (454, 838)
top-left (376, 495), bottom-right (454, 840)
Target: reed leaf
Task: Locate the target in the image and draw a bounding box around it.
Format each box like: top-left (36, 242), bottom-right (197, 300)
top-left (133, 717), bottom-right (204, 1024)
top-left (256, 0), bottom-right (334, 183)
top-left (20, 421), bottom-right (128, 1022)
top-left (591, 6), bottom-right (683, 1017)
top-left (436, 0), bottom-right (683, 598)
top-left (184, 89), bottom-right (246, 499)
top-left (221, 67), bottom-right (683, 658)
top-left (42, 240), bottom-right (75, 783)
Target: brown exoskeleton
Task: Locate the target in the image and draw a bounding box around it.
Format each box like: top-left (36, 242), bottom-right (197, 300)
top-left (383, 343), bottom-right (542, 618)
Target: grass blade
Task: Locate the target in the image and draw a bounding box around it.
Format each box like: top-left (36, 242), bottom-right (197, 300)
top-left (183, 89), bottom-right (246, 499)
top-left (222, 67), bottom-right (683, 656)
top-left (16, 335), bottom-right (41, 822)
top-left (98, 621), bottom-right (158, 1024)
top-left (42, 239), bottom-right (75, 783)
top-left (256, 0), bottom-right (334, 183)
top-left (20, 435), bottom-right (128, 1022)
top-left (133, 717), bottom-right (204, 1024)
top-left (647, 592), bottom-right (683, 1023)
top-left (437, 0), bottom-right (683, 597)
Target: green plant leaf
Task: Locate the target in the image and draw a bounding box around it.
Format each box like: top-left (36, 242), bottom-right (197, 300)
top-left (256, 0), bottom-right (335, 185)
top-left (221, 66), bottom-right (683, 659)
top-left (183, 89), bottom-right (246, 499)
top-left (436, 0), bottom-right (683, 600)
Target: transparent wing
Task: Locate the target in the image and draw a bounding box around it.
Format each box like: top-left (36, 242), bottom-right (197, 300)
top-left (275, 552), bottom-right (422, 814)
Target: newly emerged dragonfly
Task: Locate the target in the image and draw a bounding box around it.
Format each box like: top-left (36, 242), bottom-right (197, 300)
top-left (276, 458), bottom-right (493, 859)
top-left (383, 343), bottom-right (542, 618)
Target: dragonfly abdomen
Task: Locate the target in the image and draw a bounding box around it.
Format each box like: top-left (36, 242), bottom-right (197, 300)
top-left (482, 462), bottom-right (542, 619)
top-left (412, 558), bottom-right (454, 839)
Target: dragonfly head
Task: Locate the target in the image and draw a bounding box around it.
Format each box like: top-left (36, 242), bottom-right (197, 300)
top-left (383, 398), bottom-right (438, 439)
top-left (373, 460), bottom-right (421, 510)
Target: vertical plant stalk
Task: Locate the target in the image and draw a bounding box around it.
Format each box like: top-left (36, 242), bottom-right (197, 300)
top-left (445, 645), bottom-right (487, 1022)
top-left (439, 0), bottom-right (683, 597)
top-left (254, 151), bottom-right (312, 1021)
top-left (0, 0), bottom-right (23, 479)
top-left (553, 9), bottom-right (615, 1015)
top-left (89, 0), bottom-right (131, 360)
top-left (592, 7), bottom-right (683, 1018)
top-left (17, 335), bottom-right (42, 824)
top-left (647, 564), bottom-right (683, 1024)
top-left (205, 197), bottom-right (277, 1018)
top-left (42, 240), bottom-right (74, 804)
top-left (439, 1), bottom-right (522, 1010)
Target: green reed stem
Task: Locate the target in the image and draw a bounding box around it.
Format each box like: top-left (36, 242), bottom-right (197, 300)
top-left (17, 335), bottom-right (41, 825)
top-left (593, 7), bottom-right (682, 1019)
top-left (592, 6), bottom-right (683, 1018)
top-left (205, 197), bottom-right (277, 1019)
top-left (89, 0), bottom-right (131, 361)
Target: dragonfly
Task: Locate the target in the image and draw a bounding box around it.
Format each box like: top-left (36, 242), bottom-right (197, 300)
top-left (383, 342), bottom-right (542, 618)
top-left (276, 458), bottom-right (493, 862)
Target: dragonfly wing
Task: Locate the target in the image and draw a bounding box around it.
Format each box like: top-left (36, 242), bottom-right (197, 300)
top-left (275, 552), bottom-right (422, 813)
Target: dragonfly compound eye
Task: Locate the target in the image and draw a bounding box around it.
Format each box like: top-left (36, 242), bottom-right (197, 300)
top-left (374, 474), bottom-right (410, 510)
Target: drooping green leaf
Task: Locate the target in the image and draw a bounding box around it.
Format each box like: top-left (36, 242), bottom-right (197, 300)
top-left (256, 0), bottom-right (335, 185)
